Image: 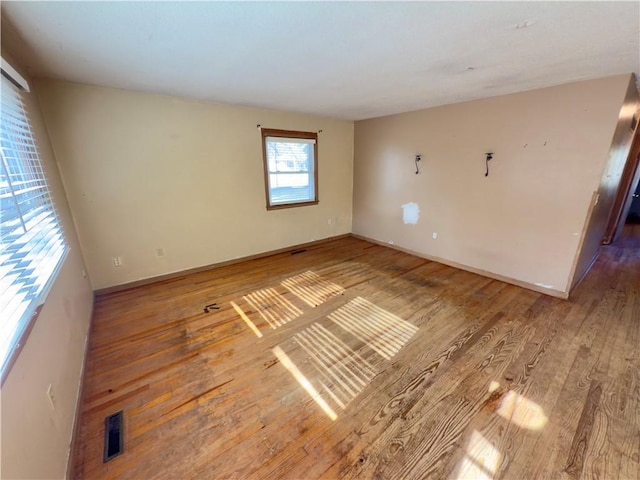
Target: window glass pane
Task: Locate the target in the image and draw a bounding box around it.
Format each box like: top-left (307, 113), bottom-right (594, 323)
top-left (267, 141), bottom-right (312, 173)
top-left (269, 173), bottom-right (312, 204)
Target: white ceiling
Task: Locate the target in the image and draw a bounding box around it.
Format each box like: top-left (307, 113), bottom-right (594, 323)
top-left (2, 1), bottom-right (639, 120)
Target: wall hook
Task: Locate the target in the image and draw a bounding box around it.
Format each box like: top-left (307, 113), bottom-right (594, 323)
top-left (415, 154), bottom-right (422, 175)
top-left (485, 152), bottom-right (493, 177)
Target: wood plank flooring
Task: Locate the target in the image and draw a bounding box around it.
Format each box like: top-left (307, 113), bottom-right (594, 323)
top-left (73, 225), bottom-right (640, 479)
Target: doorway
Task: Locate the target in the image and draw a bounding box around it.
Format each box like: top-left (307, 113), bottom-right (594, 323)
top-left (626, 178), bottom-right (640, 224)
top-left (602, 124), bottom-right (640, 244)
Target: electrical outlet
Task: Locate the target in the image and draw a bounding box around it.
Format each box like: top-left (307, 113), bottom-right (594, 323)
top-left (47, 384), bottom-right (56, 410)
top-left (112, 256), bottom-right (123, 268)
top-left (156, 248), bottom-right (165, 257)
top-left (432, 232), bottom-right (438, 239)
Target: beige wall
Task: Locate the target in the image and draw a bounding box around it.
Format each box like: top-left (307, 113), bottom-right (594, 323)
top-left (570, 76), bottom-right (639, 288)
top-left (353, 75), bottom-right (633, 296)
top-left (36, 80), bottom-right (354, 290)
top-left (0, 54), bottom-right (94, 478)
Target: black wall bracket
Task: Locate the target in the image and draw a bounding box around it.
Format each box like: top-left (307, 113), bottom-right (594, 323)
top-left (485, 152), bottom-right (494, 177)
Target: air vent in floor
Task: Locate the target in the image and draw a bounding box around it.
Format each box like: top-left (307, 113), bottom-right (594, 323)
top-left (103, 410), bottom-right (124, 462)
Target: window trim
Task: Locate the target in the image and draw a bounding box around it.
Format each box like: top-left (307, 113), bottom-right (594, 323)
top-left (0, 60), bottom-right (68, 385)
top-left (261, 128), bottom-right (319, 210)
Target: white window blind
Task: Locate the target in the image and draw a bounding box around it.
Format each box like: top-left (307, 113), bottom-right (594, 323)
top-left (0, 73), bottom-right (67, 376)
top-left (264, 134), bottom-right (317, 207)
top-left (265, 136), bottom-right (316, 145)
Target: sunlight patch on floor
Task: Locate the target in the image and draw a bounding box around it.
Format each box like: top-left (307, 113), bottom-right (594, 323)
top-left (282, 271), bottom-right (345, 307)
top-left (454, 431), bottom-right (502, 480)
top-left (230, 301), bottom-right (262, 338)
top-left (496, 390), bottom-right (548, 430)
top-left (294, 323), bottom-right (375, 409)
top-left (272, 345), bottom-right (338, 421)
top-left (329, 297), bottom-right (418, 359)
top-left (243, 287), bottom-right (303, 329)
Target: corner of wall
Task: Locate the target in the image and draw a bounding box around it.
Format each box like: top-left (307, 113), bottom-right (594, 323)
top-left (568, 74), bottom-right (640, 293)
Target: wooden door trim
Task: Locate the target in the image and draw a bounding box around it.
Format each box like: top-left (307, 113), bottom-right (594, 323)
top-left (602, 122), bottom-right (640, 244)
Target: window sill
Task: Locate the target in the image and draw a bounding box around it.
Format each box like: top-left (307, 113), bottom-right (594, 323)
top-left (267, 200), bottom-right (319, 211)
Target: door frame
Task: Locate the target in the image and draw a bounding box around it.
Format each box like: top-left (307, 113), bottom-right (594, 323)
top-left (602, 120), bottom-right (640, 244)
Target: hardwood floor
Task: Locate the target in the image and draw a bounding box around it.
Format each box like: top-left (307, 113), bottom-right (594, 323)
top-left (73, 226), bottom-right (640, 479)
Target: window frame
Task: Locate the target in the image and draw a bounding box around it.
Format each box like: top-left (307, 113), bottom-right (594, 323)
top-left (0, 65), bottom-right (68, 385)
top-left (261, 128), bottom-right (319, 210)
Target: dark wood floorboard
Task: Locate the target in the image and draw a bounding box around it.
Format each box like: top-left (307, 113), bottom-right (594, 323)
top-left (73, 225), bottom-right (640, 479)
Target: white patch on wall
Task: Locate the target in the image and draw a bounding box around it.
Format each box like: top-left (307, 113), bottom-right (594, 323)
top-left (401, 202), bottom-right (420, 225)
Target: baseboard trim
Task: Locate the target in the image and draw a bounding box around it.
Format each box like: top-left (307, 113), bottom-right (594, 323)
top-left (66, 292), bottom-right (96, 479)
top-left (350, 233), bottom-right (569, 299)
top-left (94, 234), bottom-right (352, 296)
top-left (94, 231), bottom-right (572, 300)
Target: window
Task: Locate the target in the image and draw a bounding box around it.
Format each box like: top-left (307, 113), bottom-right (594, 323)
top-left (0, 70), bottom-right (67, 379)
top-left (261, 128), bottom-right (318, 209)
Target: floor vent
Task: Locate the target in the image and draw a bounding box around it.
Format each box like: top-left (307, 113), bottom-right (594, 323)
top-left (103, 410), bottom-right (124, 462)
top-left (290, 249), bottom-right (307, 255)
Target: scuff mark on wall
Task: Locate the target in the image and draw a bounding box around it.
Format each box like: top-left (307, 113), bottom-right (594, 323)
top-left (402, 202), bottom-right (420, 224)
